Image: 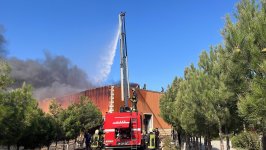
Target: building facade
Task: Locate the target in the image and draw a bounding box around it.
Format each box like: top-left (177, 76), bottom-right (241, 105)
top-left (38, 85), bottom-right (171, 135)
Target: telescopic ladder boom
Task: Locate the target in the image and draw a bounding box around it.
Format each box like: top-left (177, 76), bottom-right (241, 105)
top-left (119, 12), bottom-right (130, 107)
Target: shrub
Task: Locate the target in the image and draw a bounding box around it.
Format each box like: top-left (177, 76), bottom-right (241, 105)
top-left (161, 136), bottom-right (179, 150)
top-left (231, 131), bottom-right (260, 150)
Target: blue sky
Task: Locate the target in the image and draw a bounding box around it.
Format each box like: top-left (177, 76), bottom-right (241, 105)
top-left (0, 0), bottom-right (239, 91)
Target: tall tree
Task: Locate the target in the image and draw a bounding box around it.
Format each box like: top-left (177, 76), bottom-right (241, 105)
top-left (199, 48), bottom-right (233, 150)
top-left (59, 96), bottom-right (102, 141)
top-left (0, 83), bottom-right (38, 147)
top-left (222, 0), bottom-right (266, 148)
top-left (238, 60), bottom-right (266, 148)
top-left (18, 110), bottom-right (58, 149)
top-left (0, 60), bottom-right (12, 90)
top-left (160, 77), bottom-right (183, 129)
top-left (49, 99), bottom-right (64, 143)
top-left (77, 96), bottom-right (103, 131)
top-left (159, 0), bottom-right (266, 149)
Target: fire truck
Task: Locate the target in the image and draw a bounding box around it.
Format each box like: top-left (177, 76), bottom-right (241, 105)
top-left (104, 111), bottom-right (143, 149)
top-left (103, 12), bottom-right (145, 150)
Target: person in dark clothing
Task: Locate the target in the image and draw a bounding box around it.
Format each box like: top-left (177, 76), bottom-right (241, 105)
top-left (130, 88), bottom-right (138, 112)
top-left (144, 131), bottom-right (150, 149)
top-left (84, 131), bottom-right (92, 150)
top-left (142, 131), bottom-right (148, 150)
top-left (155, 128), bottom-right (160, 149)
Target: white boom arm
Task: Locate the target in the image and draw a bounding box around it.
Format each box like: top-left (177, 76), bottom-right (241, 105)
top-left (119, 12), bottom-right (130, 107)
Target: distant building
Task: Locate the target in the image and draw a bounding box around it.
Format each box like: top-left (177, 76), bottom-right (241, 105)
top-left (38, 84), bottom-right (171, 135)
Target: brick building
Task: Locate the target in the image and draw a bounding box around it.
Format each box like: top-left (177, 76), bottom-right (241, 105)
top-left (38, 85), bottom-right (171, 135)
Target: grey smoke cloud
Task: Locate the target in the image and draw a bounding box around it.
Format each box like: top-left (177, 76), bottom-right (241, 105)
top-left (0, 25), bottom-right (93, 100)
top-left (0, 25), bottom-right (7, 59)
top-left (8, 52), bottom-right (94, 100)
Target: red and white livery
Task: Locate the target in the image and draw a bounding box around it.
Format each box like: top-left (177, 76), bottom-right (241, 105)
top-left (104, 112), bottom-right (143, 149)
top-left (103, 12), bottom-right (145, 150)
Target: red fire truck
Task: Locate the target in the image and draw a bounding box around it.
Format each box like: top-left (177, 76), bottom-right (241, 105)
top-left (103, 12), bottom-right (145, 150)
top-left (103, 112), bottom-right (143, 149)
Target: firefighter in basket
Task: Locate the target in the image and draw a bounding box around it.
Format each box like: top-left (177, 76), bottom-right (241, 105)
top-left (90, 130), bottom-right (103, 150)
top-left (145, 128), bottom-right (156, 150)
top-left (130, 88), bottom-right (138, 112)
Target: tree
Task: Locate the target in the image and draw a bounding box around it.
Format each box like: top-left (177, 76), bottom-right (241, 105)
top-left (178, 65), bottom-right (212, 150)
top-left (160, 77), bottom-right (183, 128)
top-left (238, 60), bottom-right (266, 148)
top-left (18, 110), bottom-right (58, 149)
top-left (222, 0), bottom-right (266, 149)
top-left (58, 96), bottom-right (102, 141)
top-left (160, 77), bottom-right (185, 148)
top-left (49, 99), bottom-right (64, 144)
top-left (49, 99), bottom-right (63, 117)
top-left (61, 104), bottom-right (81, 140)
top-left (161, 65), bottom-right (211, 149)
top-left (0, 25), bottom-right (11, 89)
top-left (0, 83), bottom-right (38, 148)
top-left (77, 96), bottom-right (103, 131)
top-left (159, 0), bottom-right (266, 150)
top-left (0, 60), bottom-right (12, 90)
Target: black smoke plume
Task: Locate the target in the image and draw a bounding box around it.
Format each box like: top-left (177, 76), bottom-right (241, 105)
top-left (0, 26), bottom-right (94, 100)
top-left (8, 52), bottom-right (94, 100)
top-left (0, 25), bottom-right (7, 59)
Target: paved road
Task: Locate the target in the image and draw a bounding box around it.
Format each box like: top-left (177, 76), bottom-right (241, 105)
top-left (210, 140), bottom-right (235, 150)
top-left (180, 140), bottom-right (236, 150)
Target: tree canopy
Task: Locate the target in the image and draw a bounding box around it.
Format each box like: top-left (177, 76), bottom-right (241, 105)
top-left (160, 0), bottom-right (266, 149)
top-left (0, 58), bottom-right (102, 148)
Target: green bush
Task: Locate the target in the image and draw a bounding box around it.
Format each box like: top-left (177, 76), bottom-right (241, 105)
top-left (231, 131), bottom-right (260, 150)
top-left (161, 136), bottom-right (178, 150)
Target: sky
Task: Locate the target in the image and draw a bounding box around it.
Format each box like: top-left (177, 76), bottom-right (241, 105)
top-left (0, 0), bottom-right (239, 92)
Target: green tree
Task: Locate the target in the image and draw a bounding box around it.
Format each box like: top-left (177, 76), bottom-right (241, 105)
top-left (160, 77), bottom-right (186, 148)
top-left (77, 96), bottom-right (103, 131)
top-left (0, 60), bottom-right (12, 90)
top-left (238, 60), bottom-right (266, 148)
top-left (59, 96), bottom-right (102, 141)
top-left (0, 83), bottom-right (38, 148)
top-left (49, 99), bottom-right (63, 117)
top-left (178, 65), bottom-right (211, 149)
top-left (49, 99), bottom-right (64, 143)
top-left (61, 104), bottom-right (81, 140)
top-left (198, 48), bottom-right (234, 150)
top-left (160, 77), bottom-right (183, 128)
top-left (222, 0), bottom-right (266, 149)
top-left (18, 110), bottom-right (58, 149)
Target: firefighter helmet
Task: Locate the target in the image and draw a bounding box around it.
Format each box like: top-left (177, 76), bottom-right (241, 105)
top-left (95, 129), bottom-right (99, 135)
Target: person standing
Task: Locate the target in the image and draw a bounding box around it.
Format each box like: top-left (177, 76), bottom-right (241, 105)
top-left (91, 130), bottom-right (100, 150)
top-left (84, 131), bottom-right (91, 150)
top-left (147, 128), bottom-right (156, 150)
top-left (155, 128), bottom-right (160, 149)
